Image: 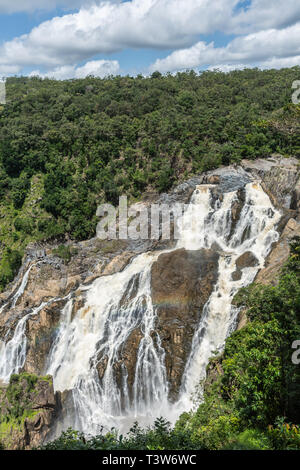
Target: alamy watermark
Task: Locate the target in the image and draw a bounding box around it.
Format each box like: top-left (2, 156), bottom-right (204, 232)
top-left (292, 80), bottom-right (300, 105)
top-left (96, 196), bottom-right (197, 241)
top-left (0, 78), bottom-right (6, 105)
top-left (292, 340), bottom-right (300, 365)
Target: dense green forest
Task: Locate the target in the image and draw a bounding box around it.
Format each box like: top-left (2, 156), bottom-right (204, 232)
top-left (0, 67), bottom-right (299, 290)
top-left (40, 238), bottom-right (300, 450)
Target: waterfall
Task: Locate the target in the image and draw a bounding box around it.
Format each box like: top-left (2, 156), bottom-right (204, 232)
top-left (0, 302), bottom-right (47, 382)
top-left (46, 252), bottom-right (168, 432)
top-left (177, 182), bottom-right (281, 411)
top-left (0, 181), bottom-right (281, 434)
top-left (0, 263), bottom-right (35, 315)
top-left (0, 293), bottom-right (71, 383)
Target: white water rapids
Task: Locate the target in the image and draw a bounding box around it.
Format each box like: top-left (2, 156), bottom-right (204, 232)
top-left (0, 182), bottom-right (281, 434)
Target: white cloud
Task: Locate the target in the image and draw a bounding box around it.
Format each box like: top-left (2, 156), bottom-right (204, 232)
top-left (150, 22), bottom-right (300, 73)
top-left (230, 0), bottom-right (300, 34)
top-left (0, 64), bottom-right (20, 75)
top-left (29, 59), bottom-right (120, 79)
top-left (0, 0), bottom-right (239, 71)
top-left (0, 0), bottom-right (106, 14)
top-left (0, 0), bottom-right (300, 76)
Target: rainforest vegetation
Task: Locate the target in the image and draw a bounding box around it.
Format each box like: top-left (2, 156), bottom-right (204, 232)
top-left (0, 67), bottom-right (300, 291)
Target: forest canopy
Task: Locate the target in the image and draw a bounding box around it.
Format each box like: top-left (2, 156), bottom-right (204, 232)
top-left (0, 67), bottom-right (299, 289)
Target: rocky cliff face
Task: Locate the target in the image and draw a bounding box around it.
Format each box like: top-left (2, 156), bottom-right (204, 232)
top-left (151, 248), bottom-right (219, 399)
top-left (0, 155), bottom-right (299, 448)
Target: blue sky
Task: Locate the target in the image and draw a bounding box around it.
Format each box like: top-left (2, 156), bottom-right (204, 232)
top-left (0, 1), bottom-right (299, 78)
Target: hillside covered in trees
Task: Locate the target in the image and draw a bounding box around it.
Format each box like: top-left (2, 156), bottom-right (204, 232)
top-left (0, 67), bottom-right (299, 290)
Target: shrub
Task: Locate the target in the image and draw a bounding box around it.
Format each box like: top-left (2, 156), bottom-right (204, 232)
top-left (52, 244), bottom-right (72, 263)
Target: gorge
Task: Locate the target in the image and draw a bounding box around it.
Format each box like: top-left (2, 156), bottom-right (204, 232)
top-left (0, 156), bottom-right (299, 449)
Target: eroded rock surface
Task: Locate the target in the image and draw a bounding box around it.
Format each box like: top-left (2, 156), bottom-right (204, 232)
top-left (151, 248), bottom-right (220, 399)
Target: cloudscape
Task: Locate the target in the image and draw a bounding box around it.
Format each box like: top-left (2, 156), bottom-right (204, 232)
top-left (0, 0), bottom-right (299, 78)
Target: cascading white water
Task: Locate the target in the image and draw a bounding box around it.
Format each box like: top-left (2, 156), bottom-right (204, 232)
top-left (0, 181), bottom-right (281, 435)
top-left (0, 263), bottom-right (35, 315)
top-left (0, 302), bottom-right (47, 382)
top-left (177, 183), bottom-right (281, 410)
top-left (46, 252), bottom-right (169, 432)
top-left (0, 292), bottom-right (71, 383)
top-left (11, 264), bottom-right (36, 309)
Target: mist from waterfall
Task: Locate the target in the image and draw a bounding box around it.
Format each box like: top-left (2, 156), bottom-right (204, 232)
top-left (0, 181), bottom-right (281, 434)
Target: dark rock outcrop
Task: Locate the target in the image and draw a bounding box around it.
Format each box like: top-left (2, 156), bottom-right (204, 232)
top-left (24, 300), bottom-right (66, 375)
top-left (151, 248), bottom-right (220, 400)
top-left (232, 251), bottom-right (259, 281)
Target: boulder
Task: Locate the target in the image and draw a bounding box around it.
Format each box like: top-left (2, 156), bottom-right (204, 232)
top-left (231, 251), bottom-right (259, 282)
top-left (236, 251), bottom-right (259, 270)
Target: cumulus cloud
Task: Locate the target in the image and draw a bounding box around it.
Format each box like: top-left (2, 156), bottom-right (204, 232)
top-left (0, 0), bottom-right (300, 77)
top-left (29, 59), bottom-right (120, 79)
top-left (230, 0), bottom-right (300, 34)
top-left (0, 0), bottom-right (239, 72)
top-left (150, 22), bottom-right (300, 73)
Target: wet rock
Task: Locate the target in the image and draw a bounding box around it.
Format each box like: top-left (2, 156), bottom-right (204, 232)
top-left (236, 252), bottom-right (259, 270)
top-left (24, 300), bottom-right (66, 375)
top-left (231, 251), bottom-right (259, 281)
top-left (111, 327), bottom-right (144, 406)
top-left (204, 356), bottom-right (224, 393)
top-left (229, 188), bottom-right (246, 240)
top-left (151, 248), bottom-right (219, 400)
top-left (241, 156), bottom-right (300, 210)
top-left (231, 270), bottom-right (242, 281)
top-left (102, 251), bottom-right (135, 276)
top-left (47, 389), bottom-right (76, 442)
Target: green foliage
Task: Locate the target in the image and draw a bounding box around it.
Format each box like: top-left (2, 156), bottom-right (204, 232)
top-left (14, 216), bottom-right (34, 234)
top-left (52, 244), bottom-right (72, 263)
top-left (0, 67), bottom-right (298, 251)
top-left (225, 429), bottom-right (271, 450)
top-left (174, 385), bottom-right (242, 450)
top-left (267, 417), bottom-right (300, 450)
top-left (0, 248), bottom-right (22, 291)
top-left (0, 373), bottom-right (41, 428)
top-left (230, 239), bottom-right (300, 425)
top-left (40, 418), bottom-right (198, 450)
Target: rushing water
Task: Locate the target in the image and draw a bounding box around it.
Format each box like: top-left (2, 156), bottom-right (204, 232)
top-left (0, 182), bottom-right (281, 434)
